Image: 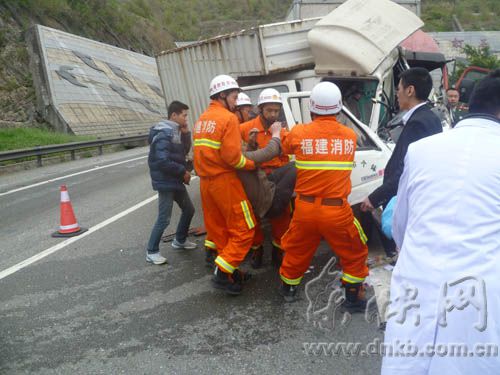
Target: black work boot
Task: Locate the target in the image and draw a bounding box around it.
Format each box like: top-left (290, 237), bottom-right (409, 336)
top-left (205, 247), bottom-right (217, 267)
top-left (226, 269), bottom-right (252, 295)
top-left (271, 245), bottom-right (283, 268)
top-left (279, 282), bottom-right (298, 302)
top-left (342, 282), bottom-right (368, 313)
top-left (211, 267), bottom-right (251, 296)
top-left (250, 246), bottom-right (264, 269)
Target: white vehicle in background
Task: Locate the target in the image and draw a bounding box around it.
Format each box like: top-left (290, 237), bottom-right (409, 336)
top-left (155, 0), bottom-right (425, 216)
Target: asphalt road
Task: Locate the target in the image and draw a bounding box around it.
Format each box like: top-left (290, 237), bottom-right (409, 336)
top-left (0, 147), bottom-right (386, 374)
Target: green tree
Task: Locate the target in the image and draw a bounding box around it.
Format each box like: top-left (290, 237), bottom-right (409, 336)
top-left (451, 44), bottom-right (500, 84)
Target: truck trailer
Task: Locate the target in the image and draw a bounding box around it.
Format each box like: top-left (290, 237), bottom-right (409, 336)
top-left (155, 0), bottom-right (425, 208)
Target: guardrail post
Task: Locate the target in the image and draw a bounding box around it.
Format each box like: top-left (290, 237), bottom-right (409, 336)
top-left (70, 150), bottom-right (76, 160)
top-left (98, 146), bottom-right (103, 155)
top-left (36, 146), bottom-right (42, 167)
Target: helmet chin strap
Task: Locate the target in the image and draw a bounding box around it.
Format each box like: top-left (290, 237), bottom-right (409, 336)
top-left (260, 114), bottom-right (274, 128)
top-left (226, 98), bottom-right (233, 112)
top-left (236, 108), bottom-right (243, 121)
top-left (222, 91), bottom-right (240, 113)
top-left (221, 93), bottom-right (232, 112)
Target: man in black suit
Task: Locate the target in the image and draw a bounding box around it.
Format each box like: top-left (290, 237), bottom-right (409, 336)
top-left (361, 67), bottom-right (442, 257)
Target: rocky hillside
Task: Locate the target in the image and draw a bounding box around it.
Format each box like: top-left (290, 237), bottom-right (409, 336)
top-left (0, 0), bottom-right (291, 125)
top-left (1, 0), bottom-right (498, 126)
top-left (422, 0), bottom-right (499, 31)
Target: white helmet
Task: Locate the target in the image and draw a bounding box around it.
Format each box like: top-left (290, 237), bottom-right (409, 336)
top-left (257, 88), bottom-right (282, 106)
top-left (236, 92), bottom-right (252, 107)
top-left (209, 74), bottom-right (240, 97)
top-left (309, 81), bottom-right (342, 115)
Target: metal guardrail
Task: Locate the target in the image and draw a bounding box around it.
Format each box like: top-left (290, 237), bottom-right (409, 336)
top-left (0, 134), bottom-right (148, 167)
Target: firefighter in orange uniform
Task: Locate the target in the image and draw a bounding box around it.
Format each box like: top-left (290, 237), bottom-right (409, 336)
top-left (240, 88), bottom-right (291, 269)
top-left (278, 82), bottom-right (369, 312)
top-left (203, 92), bottom-right (254, 263)
top-left (194, 74), bottom-right (257, 295)
top-left (235, 92), bottom-right (254, 124)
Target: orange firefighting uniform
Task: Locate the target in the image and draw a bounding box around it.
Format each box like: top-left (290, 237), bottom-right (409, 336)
top-left (202, 114), bottom-right (262, 252)
top-left (240, 116), bottom-right (291, 250)
top-left (202, 104), bottom-right (248, 253)
top-left (194, 101), bottom-right (257, 274)
top-left (279, 116), bottom-right (369, 286)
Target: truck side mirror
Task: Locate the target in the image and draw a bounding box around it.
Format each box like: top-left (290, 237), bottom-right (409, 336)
top-left (458, 78), bottom-right (476, 104)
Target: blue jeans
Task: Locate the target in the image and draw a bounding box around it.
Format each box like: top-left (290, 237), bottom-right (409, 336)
top-left (146, 188), bottom-right (195, 254)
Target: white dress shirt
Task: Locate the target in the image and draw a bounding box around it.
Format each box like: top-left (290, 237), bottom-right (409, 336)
top-left (402, 102), bottom-right (427, 125)
top-left (382, 117), bottom-right (500, 375)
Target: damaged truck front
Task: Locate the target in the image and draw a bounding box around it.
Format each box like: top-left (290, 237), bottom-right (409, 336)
top-left (155, 0), bottom-right (423, 208)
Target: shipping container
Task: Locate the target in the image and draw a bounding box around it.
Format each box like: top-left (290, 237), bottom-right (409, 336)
top-left (285, 0), bottom-right (421, 20)
top-left (156, 18), bottom-right (319, 121)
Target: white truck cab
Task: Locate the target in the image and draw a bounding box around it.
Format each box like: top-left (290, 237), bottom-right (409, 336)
top-left (236, 0), bottom-right (423, 206)
top-left (156, 0), bottom-right (425, 208)
top-left (241, 79), bottom-right (393, 206)
top-left (280, 91), bottom-right (393, 206)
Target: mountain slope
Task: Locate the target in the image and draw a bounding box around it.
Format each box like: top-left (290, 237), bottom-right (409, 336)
top-left (1, 0), bottom-right (498, 125)
top-left (0, 0), bottom-right (292, 124)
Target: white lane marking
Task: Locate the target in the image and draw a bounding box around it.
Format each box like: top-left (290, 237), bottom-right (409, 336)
top-left (0, 194), bottom-right (158, 281)
top-left (0, 155), bottom-right (147, 197)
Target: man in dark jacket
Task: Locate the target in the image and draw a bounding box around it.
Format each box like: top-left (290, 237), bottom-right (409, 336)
top-left (361, 67), bottom-right (442, 257)
top-left (446, 87), bottom-right (468, 127)
top-left (146, 101), bottom-right (196, 265)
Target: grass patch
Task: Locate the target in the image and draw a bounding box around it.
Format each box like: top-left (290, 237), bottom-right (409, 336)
top-left (0, 127), bottom-right (96, 152)
top-left (422, 0), bottom-right (499, 31)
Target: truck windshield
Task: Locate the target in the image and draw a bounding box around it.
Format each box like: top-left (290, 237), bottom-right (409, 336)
top-left (321, 78), bottom-right (379, 125)
top-left (286, 96), bottom-right (378, 151)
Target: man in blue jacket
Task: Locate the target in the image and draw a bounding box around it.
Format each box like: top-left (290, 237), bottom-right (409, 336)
top-left (361, 68), bottom-right (442, 258)
top-left (146, 101), bottom-right (196, 265)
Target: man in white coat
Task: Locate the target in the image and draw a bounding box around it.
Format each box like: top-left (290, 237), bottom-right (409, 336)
top-left (381, 69), bottom-right (500, 374)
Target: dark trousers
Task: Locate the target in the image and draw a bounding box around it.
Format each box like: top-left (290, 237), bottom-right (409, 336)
top-left (266, 162), bottom-right (297, 219)
top-left (377, 226), bottom-right (397, 257)
top-left (146, 188), bottom-right (194, 254)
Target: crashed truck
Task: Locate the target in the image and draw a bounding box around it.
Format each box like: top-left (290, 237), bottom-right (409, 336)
top-left (156, 0), bottom-right (425, 232)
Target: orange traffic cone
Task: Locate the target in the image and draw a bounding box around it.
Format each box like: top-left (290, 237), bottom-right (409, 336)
top-left (51, 185), bottom-right (88, 238)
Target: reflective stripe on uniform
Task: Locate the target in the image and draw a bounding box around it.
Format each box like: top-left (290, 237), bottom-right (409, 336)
top-left (280, 273), bottom-right (302, 286)
top-left (240, 200), bottom-right (255, 229)
top-left (215, 256), bottom-right (236, 273)
top-left (342, 272), bottom-right (365, 284)
top-left (353, 217), bottom-right (368, 245)
top-left (295, 160), bottom-right (353, 170)
top-left (194, 138), bottom-right (221, 149)
top-left (204, 240), bottom-right (216, 249)
top-left (235, 154), bottom-right (247, 169)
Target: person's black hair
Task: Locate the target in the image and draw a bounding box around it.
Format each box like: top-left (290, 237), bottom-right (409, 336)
top-left (168, 101), bottom-right (189, 118)
top-left (399, 67), bottom-right (433, 101)
top-left (446, 87), bottom-right (459, 93)
top-left (209, 89), bottom-right (240, 101)
top-left (468, 69), bottom-right (500, 116)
